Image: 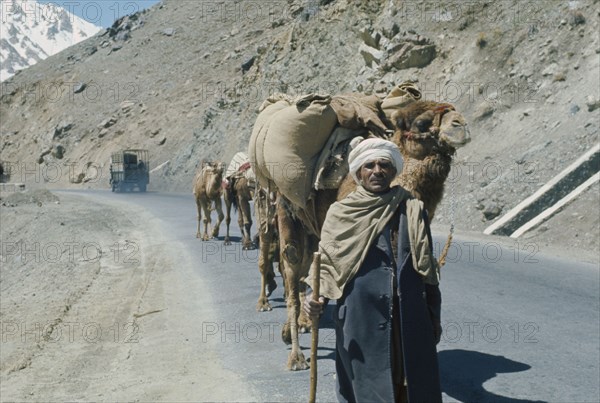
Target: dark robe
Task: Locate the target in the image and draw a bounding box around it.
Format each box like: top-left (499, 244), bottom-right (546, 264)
top-left (335, 202), bottom-right (442, 403)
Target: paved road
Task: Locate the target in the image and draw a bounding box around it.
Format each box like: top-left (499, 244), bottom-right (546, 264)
top-left (69, 190), bottom-right (600, 402)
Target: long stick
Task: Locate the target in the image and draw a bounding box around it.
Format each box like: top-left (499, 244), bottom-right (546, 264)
top-left (309, 252), bottom-right (321, 403)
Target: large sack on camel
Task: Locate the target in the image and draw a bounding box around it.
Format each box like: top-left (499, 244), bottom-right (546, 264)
top-left (250, 95), bottom-right (293, 187)
top-left (381, 82), bottom-right (422, 120)
top-left (249, 93), bottom-right (338, 208)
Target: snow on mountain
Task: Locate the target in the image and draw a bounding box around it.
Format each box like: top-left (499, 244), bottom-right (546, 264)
top-left (0, 0), bottom-right (101, 81)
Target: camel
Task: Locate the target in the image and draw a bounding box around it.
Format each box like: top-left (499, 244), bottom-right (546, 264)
top-left (223, 152), bottom-right (258, 249)
top-left (254, 100), bottom-right (470, 370)
top-left (224, 174), bottom-right (256, 249)
top-left (193, 161), bottom-right (226, 241)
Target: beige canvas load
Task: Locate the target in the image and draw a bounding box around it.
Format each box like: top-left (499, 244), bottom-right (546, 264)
top-left (249, 94), bottom-right (338, 208)
top-left (381, 82), bottom-right (422, 120)
top-left (250, 95), bottom-right (291, 188)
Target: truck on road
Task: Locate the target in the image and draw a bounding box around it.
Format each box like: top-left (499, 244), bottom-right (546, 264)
top-left (109, 149), bottom-right (149, 192)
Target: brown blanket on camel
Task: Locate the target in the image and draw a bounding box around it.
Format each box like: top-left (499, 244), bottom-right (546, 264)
top-left (329, 93), bottom-right (392, 138)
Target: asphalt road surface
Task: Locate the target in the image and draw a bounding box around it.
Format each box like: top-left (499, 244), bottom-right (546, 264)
top-left (70, 190), bottom-right (599, 403)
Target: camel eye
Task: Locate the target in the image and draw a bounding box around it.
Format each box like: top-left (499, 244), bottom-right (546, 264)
top-left (452, 120), bottom-right (463, 127)
top-left (415, 119), bottom-right (430, 132)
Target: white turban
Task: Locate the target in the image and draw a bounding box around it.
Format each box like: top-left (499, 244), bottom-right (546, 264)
top-left (348, 137), bottom-right (403, 183)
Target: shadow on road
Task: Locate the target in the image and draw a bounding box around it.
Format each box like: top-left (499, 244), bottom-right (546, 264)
top-left (439, 349), bottom-right (545, 403)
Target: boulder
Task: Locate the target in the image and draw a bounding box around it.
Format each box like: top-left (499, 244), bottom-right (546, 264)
top-left (473, 103), bottom-right (495, 121)
top-left (482, 203), bottom-right (503, 221)
top-left (586, 95), bottom-right (600, 112)
top-left (51, 144), bottom-right (65, 159)
top-left (359, 43), bottom-right (384, 67)
top-left (387, 43), bottom-right (436, 70)
top-left (73, 83), bottom-right (86, 94)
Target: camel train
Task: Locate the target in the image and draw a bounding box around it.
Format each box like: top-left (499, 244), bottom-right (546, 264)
top-left (248, 84), bottom-right (471, 370)
top-left (193, 154), bottom-right (258, 250)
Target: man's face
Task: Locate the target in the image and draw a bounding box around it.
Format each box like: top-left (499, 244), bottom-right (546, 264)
top-left (358, 158), bottom-right (397, 193)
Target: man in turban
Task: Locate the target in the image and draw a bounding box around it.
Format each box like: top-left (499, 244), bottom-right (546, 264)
top-left (304, 138), bottom-right (442, 403)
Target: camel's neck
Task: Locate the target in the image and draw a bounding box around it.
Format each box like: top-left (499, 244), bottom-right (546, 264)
top-left (203, 171), bottom-right (222, 197)
top-left (400, 153), bottom-right (452, 217)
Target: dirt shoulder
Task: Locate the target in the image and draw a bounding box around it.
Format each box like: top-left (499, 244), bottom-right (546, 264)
top-left (0, 189), bottom-right (255, 401)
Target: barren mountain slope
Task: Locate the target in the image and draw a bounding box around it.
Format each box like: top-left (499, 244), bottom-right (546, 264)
top-left (1, 0), bottom-right (598, 259)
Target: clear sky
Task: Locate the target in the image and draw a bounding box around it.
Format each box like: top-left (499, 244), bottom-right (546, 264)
top-left (37, 0), bottom-right (160, 28)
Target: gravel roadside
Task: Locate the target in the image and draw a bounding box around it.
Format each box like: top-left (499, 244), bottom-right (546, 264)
top-left (0, 189), bottom-right (255, 401)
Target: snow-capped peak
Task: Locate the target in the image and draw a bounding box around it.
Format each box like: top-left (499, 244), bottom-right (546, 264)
top-left (1, 0), bottom-right (102, 81)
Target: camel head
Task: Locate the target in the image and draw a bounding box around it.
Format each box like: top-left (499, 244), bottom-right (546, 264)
top-left (202, 161), bottom-right (225, 176)
top-left (201, 161), bottom-right (225, 191)
top-left (391, 101), bottom-right (470, 160)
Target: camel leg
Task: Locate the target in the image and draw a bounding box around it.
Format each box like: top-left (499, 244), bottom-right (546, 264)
top-left (266, 220), bottom-right (279, 298)
top-left (223, 186), bottom-right (233, 245)
top-left (255, 188), bottom-right (278, 311)
top-left (195, 196), bottom-right (203, 238)
top-left (201, 199), bottom-right (211, 241)
top-left (211, 197), bottom-right (224, 239)
top-left (238, 204), bottom-right (248, 247)
top-left (297, 287), bottom-right (312, 333)
top-left (280, 241), bottom-right (313, 341)
top-left (278, 257), bottom-right (287, 300)
top-left (277, 201), bottom-right (310, 371)
top-left (239, 194), bottom-right (254, 250)
top-left (252, 232), bottom-right (260, 248)
top-left (256, 223), bottom-right (275, 312)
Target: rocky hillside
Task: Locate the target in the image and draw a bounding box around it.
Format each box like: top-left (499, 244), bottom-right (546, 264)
top-left (1, 0), bottom-right (598, 258)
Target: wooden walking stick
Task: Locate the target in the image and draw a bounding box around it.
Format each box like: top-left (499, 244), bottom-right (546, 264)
top-left (309, 251), bottom-right (321, 403)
